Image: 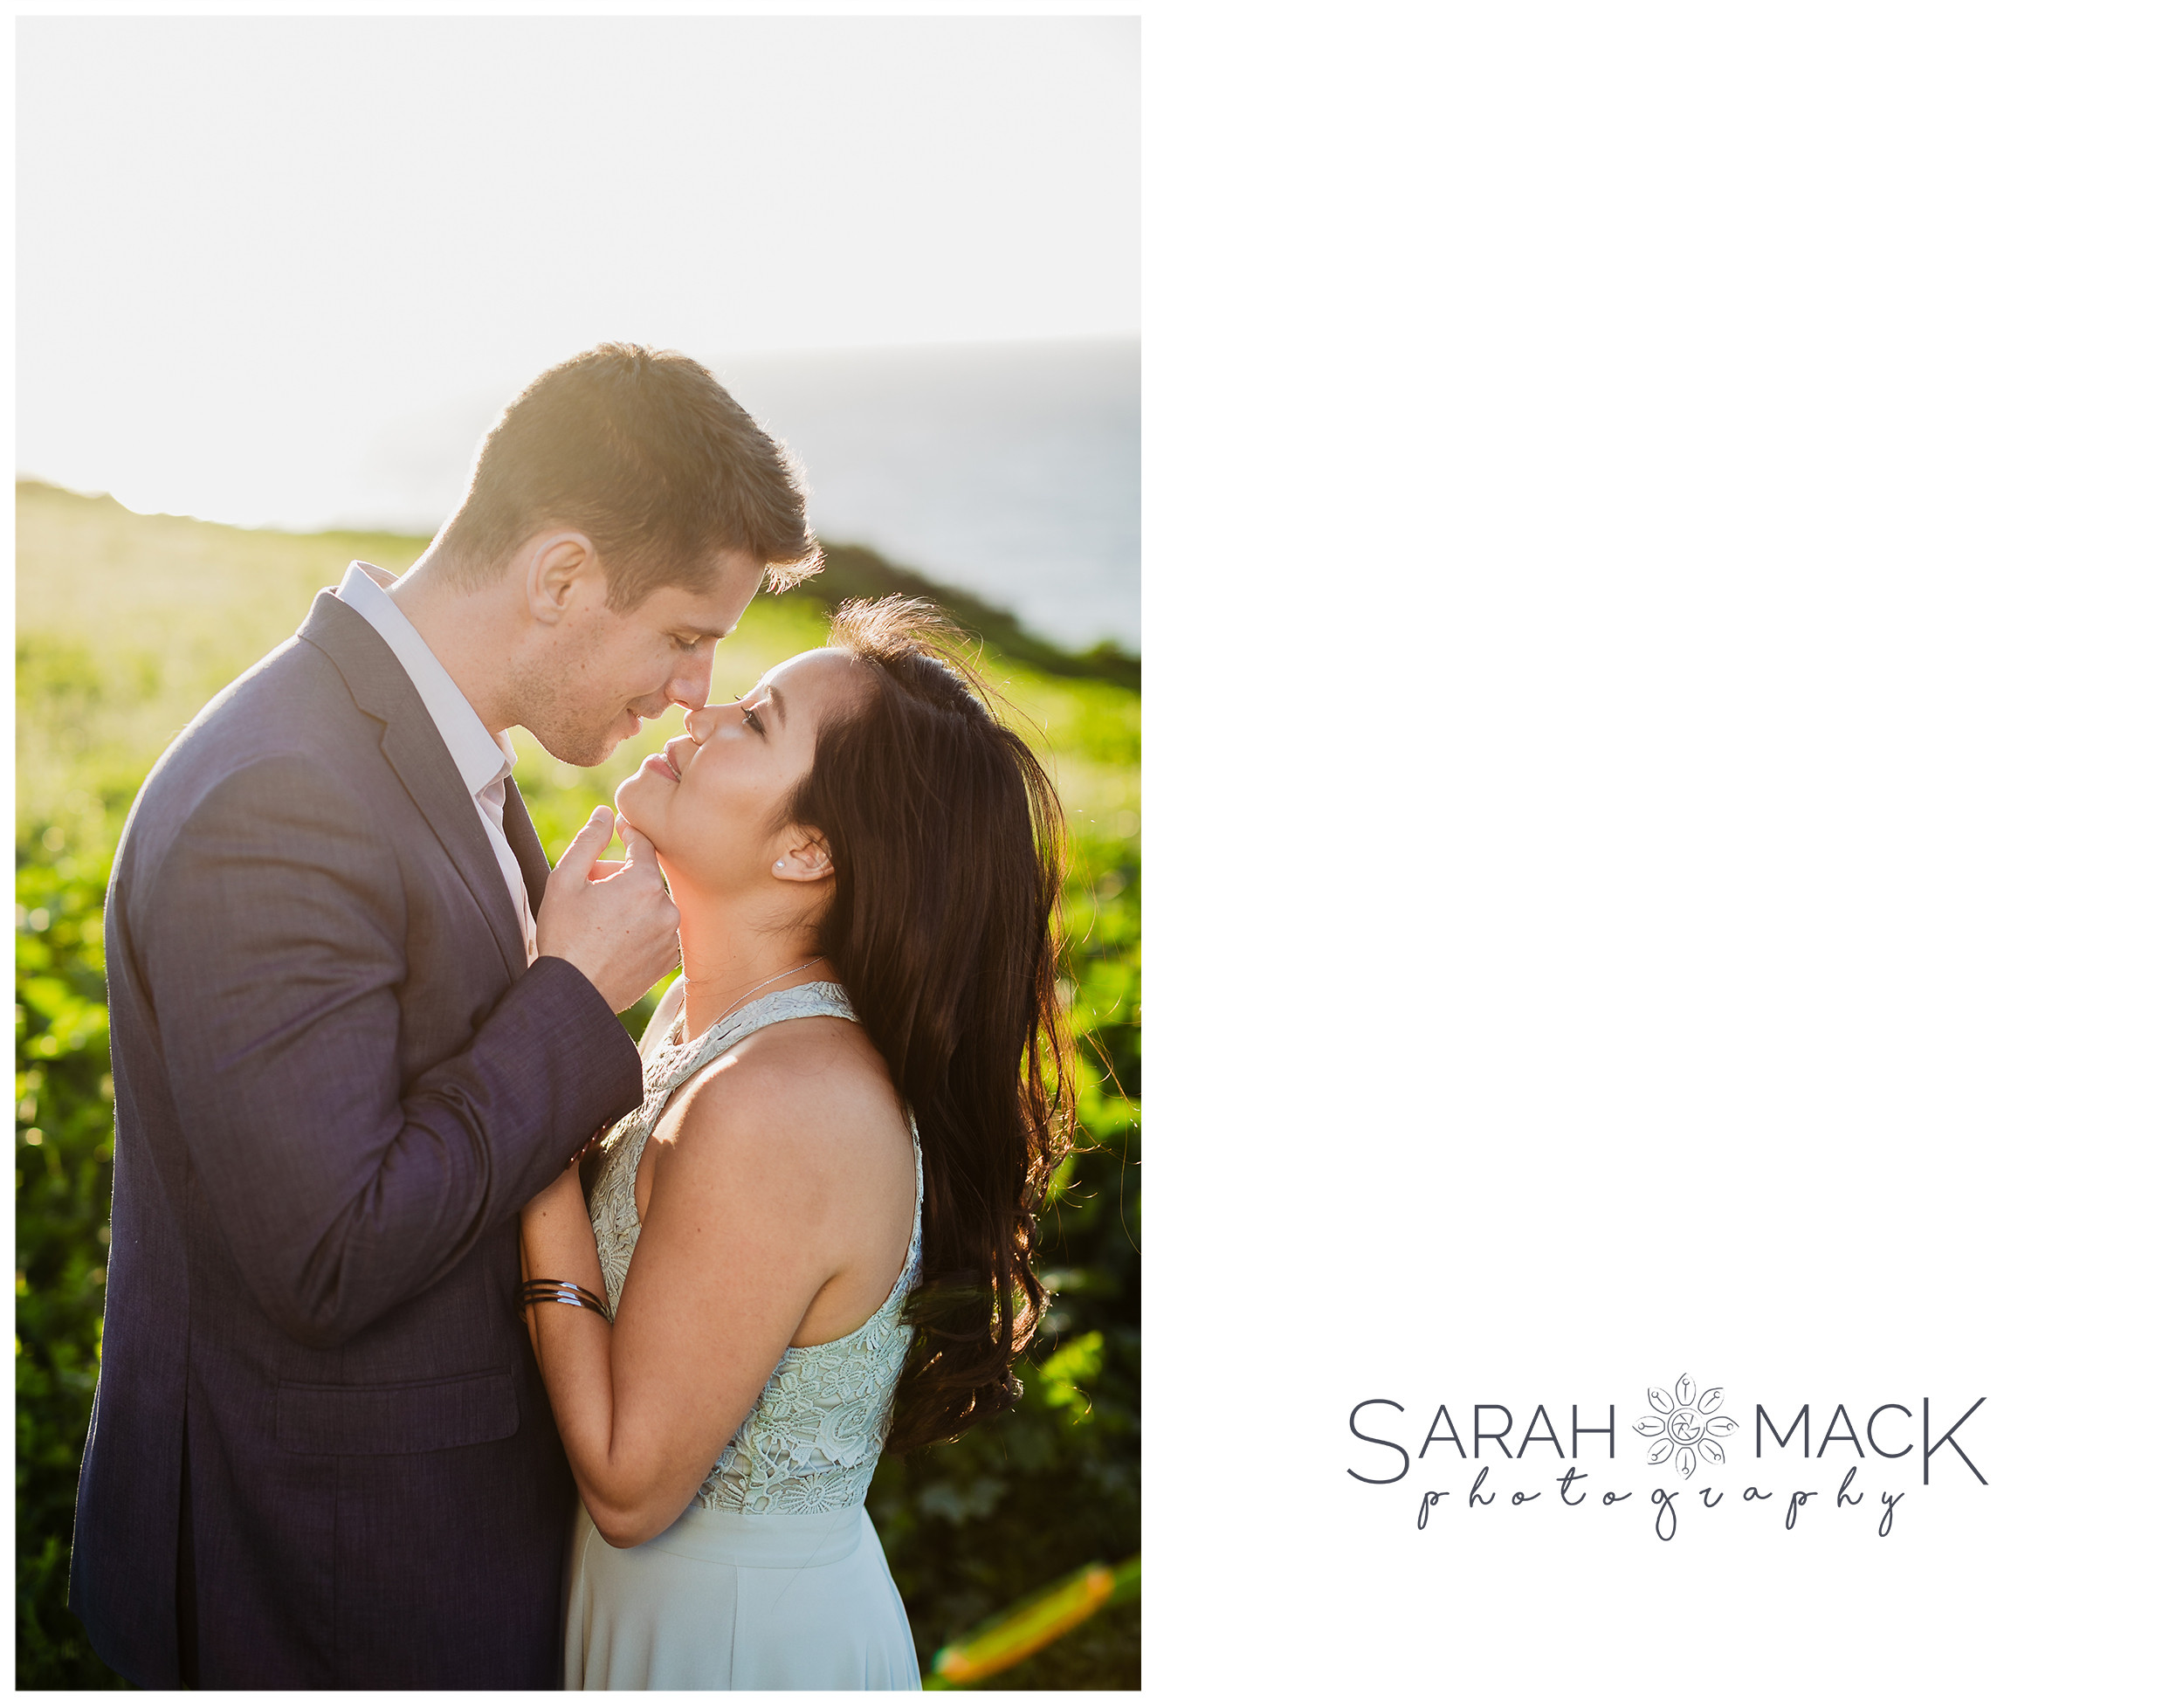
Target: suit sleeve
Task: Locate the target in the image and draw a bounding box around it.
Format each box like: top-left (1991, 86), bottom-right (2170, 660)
top-left (133, 752), bottom-right (643, 1350)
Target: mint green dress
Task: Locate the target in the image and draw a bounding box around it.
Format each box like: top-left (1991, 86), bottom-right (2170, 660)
top-left (563, 981), bottom-right (922, 1690)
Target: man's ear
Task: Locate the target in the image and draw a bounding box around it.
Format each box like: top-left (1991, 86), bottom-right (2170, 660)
top-left (520, 532), bottom-right (600, 624)
top-left (770, 834), bottom-right (835, 884)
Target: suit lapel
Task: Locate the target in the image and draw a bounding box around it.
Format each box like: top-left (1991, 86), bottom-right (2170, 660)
top-left (296, 590), bottom-right (530, 982)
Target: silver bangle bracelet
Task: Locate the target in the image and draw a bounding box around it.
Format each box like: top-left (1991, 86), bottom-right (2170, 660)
top-left (517, 1279), bottom-right (613, 1324)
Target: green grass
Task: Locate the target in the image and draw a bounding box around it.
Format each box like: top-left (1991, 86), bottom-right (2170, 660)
top-left (15, 480), bottom-right (1140, 1688)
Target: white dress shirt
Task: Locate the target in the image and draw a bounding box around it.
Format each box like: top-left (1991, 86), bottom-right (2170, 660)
top-left (334, 562), bottom-right (538, 963)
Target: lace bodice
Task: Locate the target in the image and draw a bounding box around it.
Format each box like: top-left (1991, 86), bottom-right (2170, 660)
top-left (586, 981), bottom-right (922, 1516)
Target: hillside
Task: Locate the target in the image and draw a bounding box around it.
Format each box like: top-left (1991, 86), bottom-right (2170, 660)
top-left (14, 479), bottom-right (1140, 1689)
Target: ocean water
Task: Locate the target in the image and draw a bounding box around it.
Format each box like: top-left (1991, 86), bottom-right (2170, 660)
top-left (715, 338), bottom-right (1140, 651)
top-left (350, 337), bottom-right (1141, 652)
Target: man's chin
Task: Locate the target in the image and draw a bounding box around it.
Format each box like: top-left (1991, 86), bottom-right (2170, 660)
top-left (534, 730), bottom-right (621, 771)
top-left (527, 707), bottom-right (646, 771)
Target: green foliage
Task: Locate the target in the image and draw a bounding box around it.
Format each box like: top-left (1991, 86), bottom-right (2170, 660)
top-left (15, 484), bottom-right (1139, 1689)
top-left (17, 838), bottom-right (121, 1687)
top-left (866, 805), bottom-right (1141, 1688)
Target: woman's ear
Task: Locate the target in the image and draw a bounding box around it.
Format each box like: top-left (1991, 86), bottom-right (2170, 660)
top-left (770, 835), bottom-right (835, 884)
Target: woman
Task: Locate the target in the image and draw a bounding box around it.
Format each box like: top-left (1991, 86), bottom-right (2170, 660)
top-left (518, 597), bottom-right (1073, 1690)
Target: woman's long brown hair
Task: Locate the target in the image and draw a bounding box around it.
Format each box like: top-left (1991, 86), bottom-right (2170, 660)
top-left (783, 597), bottom-right (1075, 1454)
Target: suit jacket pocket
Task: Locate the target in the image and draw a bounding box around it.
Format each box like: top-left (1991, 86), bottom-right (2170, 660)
top-left (277, 1367), bottom-right (519, 1456)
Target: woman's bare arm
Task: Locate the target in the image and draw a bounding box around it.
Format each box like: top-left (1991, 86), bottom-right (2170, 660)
top-left (518, 1029), bottom-right (909, 1547)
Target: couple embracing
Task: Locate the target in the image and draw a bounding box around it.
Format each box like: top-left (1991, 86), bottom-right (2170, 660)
top-left (70, 345), bottom-right (1073, 1689)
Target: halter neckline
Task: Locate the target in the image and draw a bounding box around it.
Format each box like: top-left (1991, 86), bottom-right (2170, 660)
top-left (668, 978), bottom-right (853, 1050)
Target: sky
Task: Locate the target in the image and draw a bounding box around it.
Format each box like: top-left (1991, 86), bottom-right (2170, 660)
top-left (352, 339), bottom-right (1142, 646)
top-left (16, 16), bottom-right (1139, 535)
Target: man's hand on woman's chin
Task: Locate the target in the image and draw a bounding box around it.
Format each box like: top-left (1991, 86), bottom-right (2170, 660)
top-left (536, 806), bottom-right (681, 1012)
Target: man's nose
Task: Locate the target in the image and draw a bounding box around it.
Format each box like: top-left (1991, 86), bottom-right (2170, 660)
top-left (669, 651), bottom-right (715, 713)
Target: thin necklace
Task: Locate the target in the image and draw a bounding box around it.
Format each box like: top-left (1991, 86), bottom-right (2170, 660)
top-left (684, 955), bottom-right (824, 1043)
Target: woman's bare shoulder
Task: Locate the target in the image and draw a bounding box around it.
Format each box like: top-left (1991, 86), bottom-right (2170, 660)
top-left (656, 1016), bottom-right (906, 1185)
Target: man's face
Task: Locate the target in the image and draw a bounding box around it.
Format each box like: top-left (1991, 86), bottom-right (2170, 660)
top-left (520, 547), bottom-right (766, 768)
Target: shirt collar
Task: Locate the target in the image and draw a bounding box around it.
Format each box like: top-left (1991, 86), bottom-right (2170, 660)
top-left (334, 562), bottom-right (513, 797)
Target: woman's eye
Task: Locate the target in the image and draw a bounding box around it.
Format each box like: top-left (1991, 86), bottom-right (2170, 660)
top-left (742, 706), bottom-right (762, 733)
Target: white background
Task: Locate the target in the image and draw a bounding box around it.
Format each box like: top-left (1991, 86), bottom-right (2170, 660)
top-left (1148, 5), bottom-right (2175, 1701)
top-left (11, 4), bottom-right (2180, 1701)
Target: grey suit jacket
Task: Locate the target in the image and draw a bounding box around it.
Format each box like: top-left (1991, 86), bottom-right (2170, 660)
top-left (71, 590), bottom-right (644, 1688)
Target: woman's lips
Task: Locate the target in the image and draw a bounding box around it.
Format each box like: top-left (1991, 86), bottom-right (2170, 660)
top-left (642, 751), bottom-right (679, 782)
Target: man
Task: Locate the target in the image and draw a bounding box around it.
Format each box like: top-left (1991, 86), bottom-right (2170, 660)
top-left (71, 344), bottom-right (821, 1687)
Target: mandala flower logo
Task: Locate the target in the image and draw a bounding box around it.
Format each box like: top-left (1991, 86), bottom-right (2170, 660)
top-left (1636, 1372), bottom-right (1736, 1478)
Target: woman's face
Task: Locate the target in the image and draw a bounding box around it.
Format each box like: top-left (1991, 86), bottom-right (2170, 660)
top-left (613, 647), bottom-right (869, 895)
